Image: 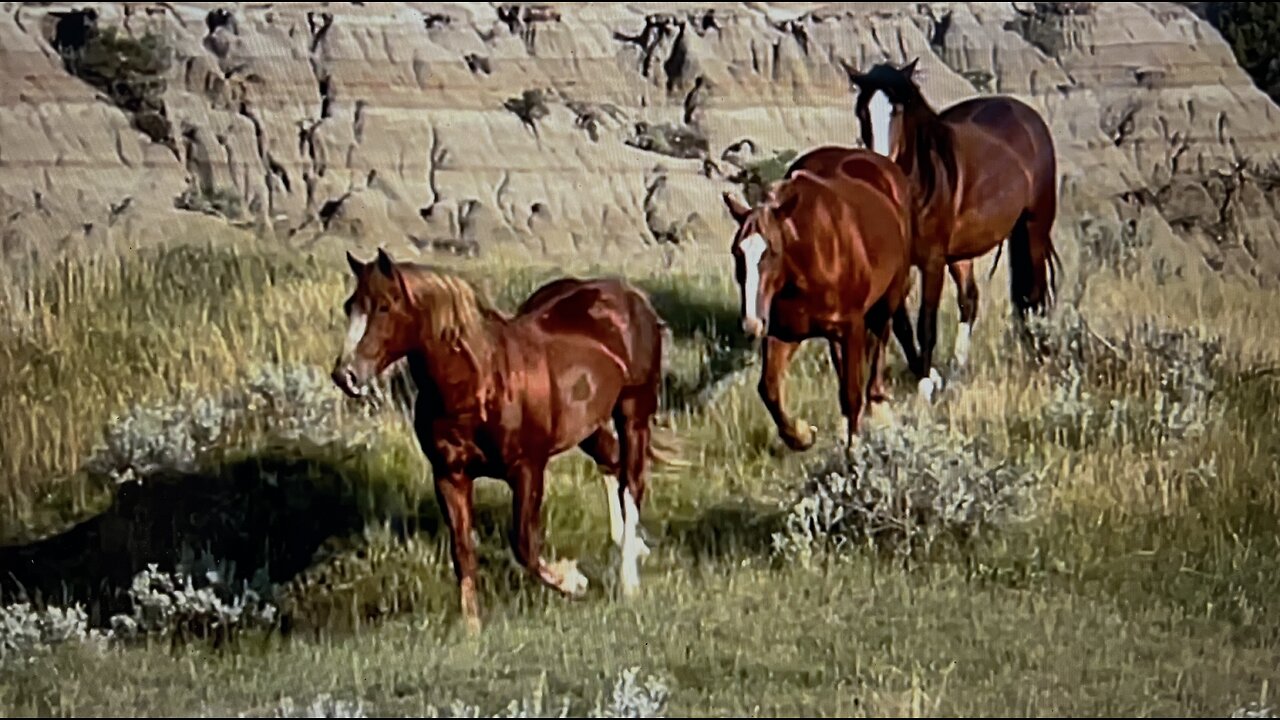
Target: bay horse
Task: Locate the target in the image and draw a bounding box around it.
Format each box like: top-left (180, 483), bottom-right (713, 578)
top-left (721, 148), bottom-right (915, 451)
top-left (330, 248), bottom-right (682, 633)
top-left (842, 57), bottom-right (1062, 401)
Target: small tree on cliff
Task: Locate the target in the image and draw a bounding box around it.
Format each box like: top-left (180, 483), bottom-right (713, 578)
top-left (57, 20), bottom-right (175, 150)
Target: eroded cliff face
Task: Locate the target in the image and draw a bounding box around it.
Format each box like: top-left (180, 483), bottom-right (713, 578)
top-left (2, 2), bottom-right (1279, 283)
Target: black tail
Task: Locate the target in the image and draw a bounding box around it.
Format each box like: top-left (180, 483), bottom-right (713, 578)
top-left (1008, 210), bottom-right (1060, 317)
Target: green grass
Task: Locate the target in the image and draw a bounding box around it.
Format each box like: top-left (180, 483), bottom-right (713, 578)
top-left (2, 235), bottom-right (1279, 716)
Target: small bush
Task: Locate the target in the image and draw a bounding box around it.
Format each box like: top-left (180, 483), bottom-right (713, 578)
top-left (59, 25), bottom-right (175, 146)
top-left (0, 602), bottom-right (107, 666)
top-left (728, 149), bottom-right (797, 206)
top-left (771, 421), bottom-right (1041, 563)
top-left (176, 186), bottom-right (244, 220)
top-left (3, 555), bottom-right (278, 660)
top-left (625, 121), bottom-right (708, 159)
top-left (1004, 2), bottom-right (1092, 57)
top-left (108, 555), bottom-right (279, 644)
top-left (424, 667), bottom-right (671, 718)
top-left (83, 362), bottom-right (389, 486)
top-left (1023, 306), bottom-right (1223, 449)
top-left (504, 89), bottom-right (551, 131)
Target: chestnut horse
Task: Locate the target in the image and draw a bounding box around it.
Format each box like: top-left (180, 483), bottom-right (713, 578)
top-left (722, 148), bottom-right (915, 450)
top-left (843, 58), bottom-right (1062, 400)
top-left (330, 248), bottom-right (681, 633)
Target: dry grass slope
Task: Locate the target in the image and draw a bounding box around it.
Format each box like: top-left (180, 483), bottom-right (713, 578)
top-left (2, 216), bottom-right (1280, 715)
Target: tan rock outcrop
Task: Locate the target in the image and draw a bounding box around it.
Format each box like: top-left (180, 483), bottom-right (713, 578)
top-left (1, 1), bottom-right (1278, 284)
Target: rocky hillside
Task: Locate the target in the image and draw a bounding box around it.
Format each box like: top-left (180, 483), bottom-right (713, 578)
top-left (2, 1), bottom-right (1279, 283)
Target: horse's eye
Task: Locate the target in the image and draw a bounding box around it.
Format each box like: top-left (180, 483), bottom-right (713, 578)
top-left (377, 303), bottom-right (390, 314)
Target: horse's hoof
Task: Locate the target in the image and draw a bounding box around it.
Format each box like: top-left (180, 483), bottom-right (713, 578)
top-left (547, 558), bottom-right (590, 598)
top-left (917, 368), bottom-right (945, 404)
top-left (785, 421), bottom-right (818, 451)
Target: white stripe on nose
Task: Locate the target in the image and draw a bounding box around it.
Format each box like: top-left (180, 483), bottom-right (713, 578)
top-left (342, 307), bottom-right (368, 360)
top-left (740, 233), bottom-right (767, 325)
top-left (868, 90), bottom-right (893, 157)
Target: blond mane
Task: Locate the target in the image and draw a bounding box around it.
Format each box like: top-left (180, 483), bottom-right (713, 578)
top-left (398, 264), bottom-right (497, 347)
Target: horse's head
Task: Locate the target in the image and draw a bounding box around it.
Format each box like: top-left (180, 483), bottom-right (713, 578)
top-left (722, 187), bottom-right (798, 339)
top-left (841, 57), bottom-right (921, 159)
top-left (331, 247), bottom-right (419, 399)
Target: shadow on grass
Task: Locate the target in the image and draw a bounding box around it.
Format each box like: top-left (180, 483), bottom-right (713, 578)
top-left (639, 280), bottom-right (760, 415)
top-left (661, 498), bottom-right (789, 563)
top-left (0, 451), bottom-right (396, 628)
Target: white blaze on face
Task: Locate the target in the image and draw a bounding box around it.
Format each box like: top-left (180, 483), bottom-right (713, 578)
top-left (868, 90), bottom-right (894, 157)
top-left (342, 307), bottom-right (368, 361)
top-left (740, 232), bottom-right (768, 325)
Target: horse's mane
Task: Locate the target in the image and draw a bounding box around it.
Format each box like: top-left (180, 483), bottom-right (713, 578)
top-left (396, 263), bottom-right (500, 347)
top-left (861, 62), bottom-right (957, 208)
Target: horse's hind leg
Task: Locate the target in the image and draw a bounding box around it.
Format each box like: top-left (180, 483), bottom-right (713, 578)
top-left (613, 387), bottom-right (658, 598)
top-left (866, 306), bottom-right (895, 407)
top-left (947, 259), bottom-right (980, 376)
top-left (578, 426), bottom-right (625, 548)
top-left (891, 272), bottom-right (920, 375)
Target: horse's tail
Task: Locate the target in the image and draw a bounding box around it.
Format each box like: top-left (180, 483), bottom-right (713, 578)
top-left (1008, 208), bottom-right (1061, 317)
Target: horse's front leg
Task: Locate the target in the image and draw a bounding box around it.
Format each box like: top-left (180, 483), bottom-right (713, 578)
top-left (759, 336), bottom-right (815, 451)
top-left (433, 465), bottom-right (482, 634)
top-left (509, 458), bottom-right (589, 598)
top-left (916, 257), bottom-right (947, 402)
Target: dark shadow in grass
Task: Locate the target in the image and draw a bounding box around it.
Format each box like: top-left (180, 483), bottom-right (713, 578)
top-left (0, 451), bottom-right (377, 629)
top-left (662, 498), bottom-right (789, 564)
top-left (637, 280), bottom-right (759, 414)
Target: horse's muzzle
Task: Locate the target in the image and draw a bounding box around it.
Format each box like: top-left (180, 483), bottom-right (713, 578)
top-left (331, 364), bottom-right (364, 399)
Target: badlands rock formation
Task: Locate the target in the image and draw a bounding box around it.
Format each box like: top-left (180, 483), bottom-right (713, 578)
top-left (1, 1), bottom-right (1279, 283)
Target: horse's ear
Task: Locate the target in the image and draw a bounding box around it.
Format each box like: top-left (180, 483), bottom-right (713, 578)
top-left (375, 247), bottom-right (396, 278)
top-left (839, 58), bottom-right (864, 88)
top-left (346, 250), bottom-right (364, 276)
top-left (375, 247), bottom-right (416, 309)
top-left (722, 191), bottom-right (751, 224)
top-left (772, 186), bottom-right (802, 219)
top-left (902, 57), bottom-right (919, 78)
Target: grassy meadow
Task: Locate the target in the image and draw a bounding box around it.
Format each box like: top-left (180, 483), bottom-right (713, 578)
top-left (1, 222), bottom-right (1279, 717)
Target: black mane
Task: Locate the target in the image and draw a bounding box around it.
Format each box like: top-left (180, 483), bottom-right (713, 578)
top-left (855, 61), bottom-right (957, 208)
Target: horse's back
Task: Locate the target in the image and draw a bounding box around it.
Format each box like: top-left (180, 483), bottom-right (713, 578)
top-left (518, 276), bottom-right (662, 385)
top-left (944, 95), bottom-right (1057, 181)
top-left (786, 145), bottom-right (912, 215)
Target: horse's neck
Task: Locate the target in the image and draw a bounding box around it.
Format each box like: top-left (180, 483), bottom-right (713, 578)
top-left (409, 317), bottom-right (505, 407)
top-left (900, 114), bottom-right (957, 214)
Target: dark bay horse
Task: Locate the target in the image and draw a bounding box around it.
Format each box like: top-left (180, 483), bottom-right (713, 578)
top-left (843, 57), bottom-right (1062, 401)
top-left (722, 148), bottom-right (915, 451)
top-left (330, 248), bottom-right (681, 633)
